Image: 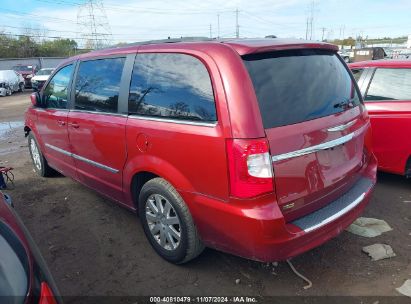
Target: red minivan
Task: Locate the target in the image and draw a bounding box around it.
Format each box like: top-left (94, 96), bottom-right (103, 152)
top-left (349, 60), bottom-right (411, 177)
top-left (25, 39), bottom-right (377, 264)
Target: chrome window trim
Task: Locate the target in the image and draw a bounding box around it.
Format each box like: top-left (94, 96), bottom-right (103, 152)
top-left (271, 123), bottom-right (368, 162)
top-left (45, 143), bottom-right (119, 173)
top-left (128, 114), bottom-right (217, 127)
top-left (36, 108), bottom-right (70, 112)
top-left (303, 192), bottom-right (366, 233)
top-left (327, 119), bottom-right (357, 132)
top-left (69, 109), bottom-right (128, 117)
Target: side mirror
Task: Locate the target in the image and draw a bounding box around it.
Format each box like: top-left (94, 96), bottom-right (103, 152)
top-left (30, 92), bottom-right (40, 107)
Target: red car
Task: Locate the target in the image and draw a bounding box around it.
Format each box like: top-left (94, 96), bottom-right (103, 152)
top-left (24, 39), bottom-right (377, 264)
top-left (13, 65), bottom-right (39, 88)
top-left (0, 191), bottom-right (60, 303)
top-left (349, 60), bottom-right (411, 177)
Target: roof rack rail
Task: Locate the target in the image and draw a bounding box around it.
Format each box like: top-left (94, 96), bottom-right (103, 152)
top-left (109, 37), bottom-right (215, 48)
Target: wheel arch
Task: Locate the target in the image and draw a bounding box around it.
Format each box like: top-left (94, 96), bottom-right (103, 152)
top-left (124, 155), bottom-right (194, 209)
top-left (24, 125), bottom-right (31, 137)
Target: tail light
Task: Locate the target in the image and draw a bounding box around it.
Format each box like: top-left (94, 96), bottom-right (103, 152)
top-left (226, 138), bottom-right (274, 198)
top-left (39, 282), bottom-right (57, 304)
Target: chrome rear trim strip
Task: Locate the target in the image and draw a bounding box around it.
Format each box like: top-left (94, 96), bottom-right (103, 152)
top-left (327, 119), bottom-right (357, 132)
top-left (271, 123), bottom-right (368, 162)
top-left (272, 133), bottom-right (354, 162)
top-left (45, 143), bottom-right (119, 173)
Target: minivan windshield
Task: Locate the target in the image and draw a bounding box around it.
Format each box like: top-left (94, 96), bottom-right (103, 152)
top-left (243, 49), bottom-right (361, 129)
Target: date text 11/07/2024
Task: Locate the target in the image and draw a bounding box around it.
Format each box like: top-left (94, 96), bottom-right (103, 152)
top-left (149, 296), bottom-right (258, 303)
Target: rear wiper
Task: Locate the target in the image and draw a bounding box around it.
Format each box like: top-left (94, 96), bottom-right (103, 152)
top-left (333, 98), bottom-right (355, 110)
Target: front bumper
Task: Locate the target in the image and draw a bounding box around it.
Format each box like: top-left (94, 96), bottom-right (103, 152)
top-left (32, 81), bottom-right (45, 91)
top-left (182, 153), bottom-right (377, 262)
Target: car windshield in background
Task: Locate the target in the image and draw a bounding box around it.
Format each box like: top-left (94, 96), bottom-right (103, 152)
top-left (13, 66), bottom-right (32, 72)
top-left (36, 69), bottom-right (53, 76)
top-left (243, 49), bottom-right (361, 129)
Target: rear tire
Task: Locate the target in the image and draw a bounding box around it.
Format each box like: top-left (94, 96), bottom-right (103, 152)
top-left (18, 83), bottom-right (24, 92)
top-left (139, 178), bottom-right (204, 264)
top-left (28, 133), bottom-right (55, 177)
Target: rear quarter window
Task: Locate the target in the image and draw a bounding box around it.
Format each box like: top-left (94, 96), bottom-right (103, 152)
top-left (243, 49), bottom-right (361, 129)
top-left (128, 53), bottom-right (216, 122)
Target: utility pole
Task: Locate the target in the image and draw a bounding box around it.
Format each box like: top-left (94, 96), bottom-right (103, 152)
top-left (209, 24), bottom-right (212, 38)
top-left (305, 17), bottom-right (309, 39)
top-left (217, 14), bottom-right (220, 38)
top-left (306, 0), bottom-right (315, 40)
top-left (235, 8), bottom-right (239, 38)
top-left (321, 27), bottom-right (326, 41)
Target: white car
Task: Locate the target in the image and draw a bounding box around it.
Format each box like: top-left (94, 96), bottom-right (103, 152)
top-left (31, 68), bottom-right (54, 91)
top-left (0, 70), bottom-right (24, 97)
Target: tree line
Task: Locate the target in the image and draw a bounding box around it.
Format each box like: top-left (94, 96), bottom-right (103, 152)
top-left (0, 33), bottom-right (89, 58)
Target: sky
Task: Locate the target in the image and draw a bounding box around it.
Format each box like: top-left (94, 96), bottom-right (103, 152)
top-left (1, 0), bottom-right (411, 47)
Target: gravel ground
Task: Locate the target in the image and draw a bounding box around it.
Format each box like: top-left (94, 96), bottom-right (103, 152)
top-left (0, 92), bottom-right (410, 301)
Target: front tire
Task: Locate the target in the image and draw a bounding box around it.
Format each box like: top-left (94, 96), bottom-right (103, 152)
top-left (18, 83), bottom-right (24, 92)
top-left (139, 178), bottom-right (204, 264)
top-left (28, 133), bottom-right (55, 177)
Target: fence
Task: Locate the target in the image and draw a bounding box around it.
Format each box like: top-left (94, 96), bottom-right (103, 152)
top-left (0, 57), bottom-right (67, 70)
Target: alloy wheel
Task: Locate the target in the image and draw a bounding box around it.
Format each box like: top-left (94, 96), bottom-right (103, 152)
top-left (30, 139), bottom-right (42, 171)
top-left (145, 194), bottom-right (181, 251)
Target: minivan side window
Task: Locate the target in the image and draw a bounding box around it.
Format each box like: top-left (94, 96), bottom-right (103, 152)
top-left (43, 64), bottom-right (73, 109)
top-left (365, 68), bottom-right (411, 101)
top-left (128, 53), bottom-right (216, 122)
top-left (74, 57), bottom-right (125, 113)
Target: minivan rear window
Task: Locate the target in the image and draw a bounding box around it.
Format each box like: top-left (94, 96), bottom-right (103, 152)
top-left (243, 49), bottom-right (360, 129)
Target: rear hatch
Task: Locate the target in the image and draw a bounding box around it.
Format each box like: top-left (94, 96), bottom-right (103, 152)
top-left (243, 49), bottom-right (368, 222)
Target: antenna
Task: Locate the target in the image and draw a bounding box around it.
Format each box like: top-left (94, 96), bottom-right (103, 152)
top-left (77, 0), bottom-right (112, 49)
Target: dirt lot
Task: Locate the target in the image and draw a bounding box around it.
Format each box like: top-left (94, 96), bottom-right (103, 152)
top-left (1, 92), bottom-right (410, 300)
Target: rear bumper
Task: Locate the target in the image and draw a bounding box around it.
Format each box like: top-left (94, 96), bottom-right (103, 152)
top-left (24, 78), bottom-right (32, 88)
top-left (182, 153), bottom-right (377, 262)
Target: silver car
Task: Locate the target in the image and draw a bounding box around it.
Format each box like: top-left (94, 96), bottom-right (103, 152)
top-left (0, 70), bottom-right (24, 96)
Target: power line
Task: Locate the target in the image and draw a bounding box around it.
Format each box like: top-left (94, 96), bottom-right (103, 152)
top-left (32, 0), bottom-right (235, 15)
top-left (76, 0), bottom-right (112, 49)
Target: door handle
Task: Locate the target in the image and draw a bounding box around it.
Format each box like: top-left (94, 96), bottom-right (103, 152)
top-left (68, 122), bottom-right (79, 129)
top-left (57, 120), bottom-right (66, 126)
